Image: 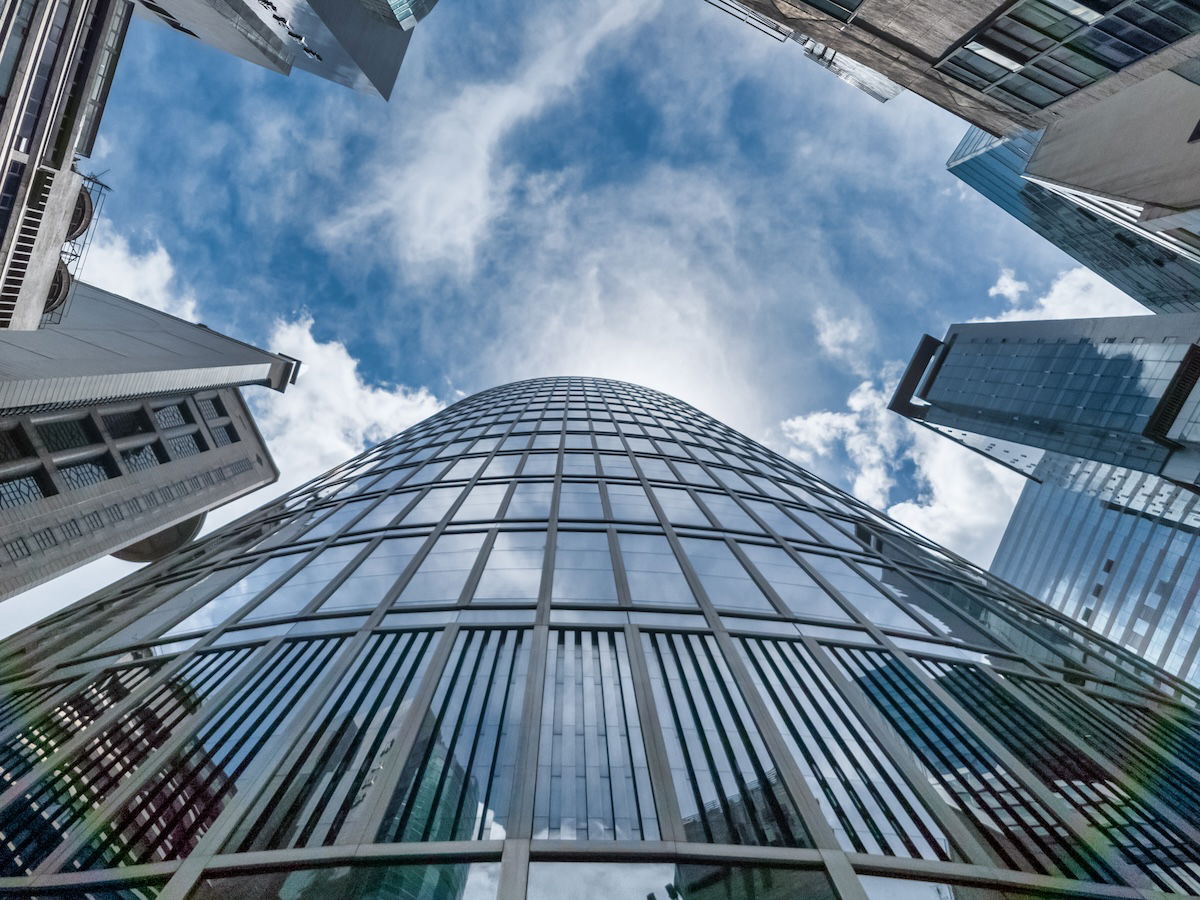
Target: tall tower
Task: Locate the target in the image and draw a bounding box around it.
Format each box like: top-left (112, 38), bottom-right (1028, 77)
top-left (1, 376), bottom-right (1199, 899)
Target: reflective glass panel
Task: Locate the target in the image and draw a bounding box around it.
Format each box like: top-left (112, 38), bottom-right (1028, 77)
top-left (319, 537), bottom-right (424, 610)
top-left (470, 531), bottom-right (546, 604)
top-left (679, 538), bottom-right (773, 612)
top-left (394, 532), bottom-right (486, 605)
top-left (618, 533), bottom-right (697, 608)
top-left (552, 531), bottom-right (618, 605)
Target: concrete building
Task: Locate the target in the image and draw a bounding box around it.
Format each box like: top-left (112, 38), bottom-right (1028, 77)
top-left (948, 126), bottom-right (1200, 315)
top-left (0, 281), bottom-right (299, 602)
top-left (734, 0), bottom-right (1200, 136)
top-left (1, 376), bottom-right (1199, 897)
top-left (0, 0), bottom-right (131, 330)
top-left (891, 313), bottom-right (1200, 488)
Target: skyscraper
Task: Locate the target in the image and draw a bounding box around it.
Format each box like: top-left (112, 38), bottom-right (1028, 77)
top-left (992, 453), bottom-right (1200, 683)
top-left (947, 127), bottom-right (1200, 315)
top-left (891, 314), bottom-right (1200, 488)
top-left (732, 0), bottom-right (1200, 137)
top-left (128, 0), bottom-right (441, 98)
top-left (2, 375), bottom-right (1199, 898)
top-left (0, 0), bottom-right (130, 329)
top-left (0, 281), bottom-right (298, 601)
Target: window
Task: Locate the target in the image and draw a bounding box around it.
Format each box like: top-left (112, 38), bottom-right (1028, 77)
top-left (552, 532), bottom-right (617, 604)
top-left (618, 533), bottom-right (696, 608)
top-left (680, 538), bottom-right (773, 612)
top-left (321, 537), bottom-right (424, 610)
top-left (395, 532), bottom-right (486, 605)
top-left (471, 531), bottom-right (546, 603)
top-left (37, 417), bottom-right (98, 452)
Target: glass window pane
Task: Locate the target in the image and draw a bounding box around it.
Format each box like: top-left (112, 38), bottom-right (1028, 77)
top-left (395, 532), bottom-right (486, 606)
top-left (606, 483), bottom-right (656, 522)
top-left (452, 483), bottom-right (508, 522)
top-left (189, 862), bottom-right (500, 899)
top-left (471, 531), bottom-right (546, 604)
top-left (534, 630), bottom-right (658, 840)
top-left (558, 482), bottom-right (604, 520)
top-left (527, 862), bottom-right (836, 900)
top-left (652, 487), bottom-right (711, 527)
top-left (242, 544), bottom-right (363, 622)
top-left (739, 544), bottom-right (853, 622)
top-left (320, 537), bottom-right (424, 610)
top-left (398, 486), bottom-right (462, 526)
top-left (697, 493), bottom-right (763, 533)
top-left (506, 482), bottom-right (553, 520)
top-left (378, 630), bottom-right (528, 842)
top-left (552, 532), bottom-right (618, 605)
top-left (679, 538), bottom-right (773, 612)
top-left (162, 555), bottom-right (302, 636)
top-left (801, 554), bottom-right (928, 632)
top-left (618, 534), bottom-right (697, 608)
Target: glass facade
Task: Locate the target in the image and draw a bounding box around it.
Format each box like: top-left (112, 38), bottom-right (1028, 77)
top-left (894, 314), bottom-right (1200, 487)
top-left (947, 127), bottom-right (1200, 315)
top-left (1, 376), bottom-right (1199, 898)
top-left (937, 0), bottom-right (1200, 111)
top-left (993, 452), bottom-right (1200, 684)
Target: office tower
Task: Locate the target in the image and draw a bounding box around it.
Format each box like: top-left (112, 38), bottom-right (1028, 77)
top-left (2, 376), bottom-right (1200, 898)
top-left (0, 0), bottom-right (130, 329)
top-left (0, 281), bottom-right (298, 601)
top-left (891, 313), bottom-right (1200, 488)
top-left (732, 0), bottom-right (1200, 137)
top-left (992, 453), bottom-right (1200, 683)
top-left (948, 126), bottom-right (1200, 315)
top-left (129, 0), bottom-right (440, 97)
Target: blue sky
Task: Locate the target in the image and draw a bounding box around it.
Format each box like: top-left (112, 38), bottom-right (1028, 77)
top-left (4, 0), bottom-right (1150, 632)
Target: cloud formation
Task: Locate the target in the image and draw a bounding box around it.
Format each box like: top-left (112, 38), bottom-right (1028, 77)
top-left (777, 265), bottom-right (1140, 566)
top-left (82, 225), bottom-right (200, 321)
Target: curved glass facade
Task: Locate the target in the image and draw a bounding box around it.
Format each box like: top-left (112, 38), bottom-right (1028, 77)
top-left (1, 376), bottom-right (1200, 899)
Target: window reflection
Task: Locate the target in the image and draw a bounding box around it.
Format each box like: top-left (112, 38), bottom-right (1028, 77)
top-left (240, 544), bottom-right (363, 622)
top-left (555, 481), bottom-right (601, 520)
top-left (697, 493), bottom-right (763, 533)
top-left (399, 486), bottom-right (462, 525)
top-left (388, 530), bottom-right (485, 604)
top-left (471, 531), bottom-right (546, 604)
top-left (452, 483), bottom-right (508, 522)
top-left (379, 630), bottom-right (528, 842)
top-left (653, 487), bottom-right (710, 527)
top-left (534, 630), bottom-right (658, 840)
top-left (506, 482), bottom-right (554, 520)
top-left (606, 483), bottom-right (656, 522)
top-left (527, 862), bottom-right (835, 900)
top-left (189, 862), bottom-right (500, 900)
top-left (162, 555), bottom-right (303, 637)
top-left (802, 554), bottom-right (927, 632)
top-left (320, 537), bottom-right (424, 610)
top-left (738, 544), bottom-right (852, 622)
top-left (618, 534), bottom-right (697, 608)
top-left (679, 538), bottom-right (773, 612)
top-left (552, 531), bottom-right (617, 605)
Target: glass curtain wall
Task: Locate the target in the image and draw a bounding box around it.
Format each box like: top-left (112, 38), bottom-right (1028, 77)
top-left (1, 376), bottom-right (1199, 899)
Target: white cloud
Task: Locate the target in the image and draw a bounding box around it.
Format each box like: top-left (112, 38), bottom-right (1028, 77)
top-left (812, 306), bottom-right (875, 377)
top-left (987, 267), bottom-right (1028, 305)
top-left (80, 225), bottom-right (200, 321)
top-left (779, 372), bottom-right (1025, 566)
top-left (973, 265), bottom-right (1147, 323)
top-left (319, 0), bottom-right (660, 276)
top-left (780, 378), bottom-right (903, 508)
top-left (245, 315), bottom-right (443, 496)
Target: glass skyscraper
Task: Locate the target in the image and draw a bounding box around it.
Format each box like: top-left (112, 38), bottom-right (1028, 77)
top-left (891, 313), bottom-right (1200, 488)
top-left (947, 127), bottom-right (1200, 315)
top-left (3, 376), bottom-right (1200, 898)
top-left (992, 453), bottom-right (1200, 684)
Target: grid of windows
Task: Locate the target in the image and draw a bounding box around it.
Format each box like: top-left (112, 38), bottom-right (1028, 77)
top-left (940, 0), bottom-right (1200, 110)
top-left (0, 377), bottom-right (1196, 898)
